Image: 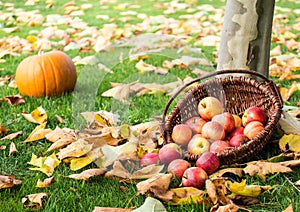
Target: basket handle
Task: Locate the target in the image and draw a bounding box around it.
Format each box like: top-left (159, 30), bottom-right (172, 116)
top-left (161, 69), bottom-right (283, 125)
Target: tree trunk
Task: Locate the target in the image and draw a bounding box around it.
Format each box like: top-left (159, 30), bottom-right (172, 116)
top-left (217, 0), bottom-right (275, 77)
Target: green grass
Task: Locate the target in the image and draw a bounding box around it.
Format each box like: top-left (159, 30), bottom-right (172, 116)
top-left (1, 0), bottom-right (300, 211)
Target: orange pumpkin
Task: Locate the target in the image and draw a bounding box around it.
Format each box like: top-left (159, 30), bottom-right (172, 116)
top-left (15, 50), bottom-right (77, 97)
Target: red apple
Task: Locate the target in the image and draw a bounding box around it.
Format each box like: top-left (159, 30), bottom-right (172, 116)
top-left (211, 112), bottom-right (235, 133)
top-left (227, 127), bottom-right (244, 140)
top-left (196, 152), bottom-right (220, 175)
top-left (185, 116), bottom-right (207, 134)
top-left (232, 114), bottom-right (242, 128)
top-left (244, 121), bottom-right (264, 139)
top-left (187, 134), bottom-right (210, 155)
top-left (210, 140), bottom-right (231, 153)
top-left (181, 167), bottom-right (208, 189)
top-left (202, 121), bottom-right (226, 141)
top-left (198, 97), bottom-right (224, 120)
top-left (140, 152), bottom-right (160, 167)
top-left (229, 134), bottom-right (249, 147)
top-left (167, 159), bottom-right (191, 178)
top-left (242, 106), bottom-right (267, 126)
top-left (171, 124), bottom-right (193, 146)
top-left (158, 143), bottom-right (182, 164)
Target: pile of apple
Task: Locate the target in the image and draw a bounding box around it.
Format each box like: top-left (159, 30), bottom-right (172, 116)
top-left (140, 96), bottom-right (267, 189)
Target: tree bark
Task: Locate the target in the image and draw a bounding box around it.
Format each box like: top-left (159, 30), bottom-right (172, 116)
top-left (217, 0), bottom-right (275, 77)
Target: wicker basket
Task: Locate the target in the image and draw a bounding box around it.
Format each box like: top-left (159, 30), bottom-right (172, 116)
top-left (161, 70), bottom-right (283, 165)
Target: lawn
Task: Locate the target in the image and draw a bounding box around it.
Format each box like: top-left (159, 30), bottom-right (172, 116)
top-left (0, 0), bottom-right (300, 211)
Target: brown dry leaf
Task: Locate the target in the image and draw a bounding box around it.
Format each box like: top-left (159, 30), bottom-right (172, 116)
top-left (28, 153), bottom-right (61, 177)
top-left (136, 173), bottom-right (174, 202)
top-left (280, 81), bottom-right (298, 102)
top-left (206, 178), bottom-right (229, 206)
top-left (0, 131), bottom-right (23, 140)
top-left (101, 83), bottom-right (132, 104)
top-left (0, 145), bottom-right (5, 150)
top-left (25, 122), bottom-right (52, 142)
top-left (168, 187), bottom-right (207, 205)
top-left (226, 179), bottom-right (272, 197)
top-left (105, 160), bottom-right (164, 180)
top-left (279, 111), bottom-right (300, 135)
top-left (279, 134), bottom-right (300, 152)
top-left (46, 127), bottom-right (77, 152)
top-left (0, 75), bottom-right (14, 86)
top-left (0, 125), bottom-right (8, 137)
top-left (22, 193), bottom-right (48, 210)
top-left (229, 195), bottom-right (260, 206)
top-left (57, 139), bottom-right (93, 160)
top-left (282, 204), bottom-right (294, 212)
top-left (135, 60), bottom-right (168, 74)
top-left (0, 94), bottom-right (25, 106)
top-left (9, 142), bottom-right (17, 156)
top-left (210, 202), bottom-right (249, 212)
top-left (55, 115), bottom-right (66, 123)
top-left (0, 174), bottom-right (22, 189)
top-left (22, 106), bottom-right (47, 124)
top-left (209, 168), bottom-right (243, 179)
top-left (68, 168), bottom-right (107, 180)
top-left (270, 45), bottom-right (282, 56)
top-left (70, 147), bottom-right (103, 171)
top-left (279, 159), bottom-right (300, 167)
top-left (243, 161), bottom-right (293, 181)
top-left (93, 207), bottom-right (132, 212)
top-left (36, 177), bottom-right (55, 188)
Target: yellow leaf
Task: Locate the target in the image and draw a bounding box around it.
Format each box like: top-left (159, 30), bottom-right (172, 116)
top-left (25, 122), bottom-right (52, 142)
top-left (279, 134), bottom-right (300, 152)
top-left (22, 106), bottom-right (47, 124)
top-left (36, 177), bottom-right (55, 188)
top-left (168, 187), bottom-right (206, 205)
top-left (28, 153), bottom-right (61, 177)
top-left (226, 179), bottom-right (272, 197)
top-left (279, 111), bottom-right (300, 135)
top-left (70, 147), bottom-right (102, 171)
top-left (68, 168), bottom-right (107, 180)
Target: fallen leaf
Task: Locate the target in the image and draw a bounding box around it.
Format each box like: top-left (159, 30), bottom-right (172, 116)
top-left (0, 145), bottom-right (5, 150)
top-left (0, 131), bottom-right (23, 140)
top-left (36, 177), bottom-right (55, 188)
top-left (280, 81), bottom-right (298, 101)
top-left (0, 125), bottom-right (8, 137)
top-left (136, 173), bottom-right (174, 202)
top-left (0, 174), bottom-right (22, 189)
top-left (9, 142), bottom-right (17, 156)
top-left (22, 193), bottom-right (48, 210)
top-left (229, 195), bottom-right (260, 206)
top-left (70, 147), bottom-right (103, 171)
top-left (57, 139), bottom-right (93, 160)
top-left (279, 111), bottom-right (300, 135)
top-left (22, 106), bottom-right (47, 124)
top-left (105, 160), bottom-right (164, 180)
top-left (68, 168), bottom-right (107, 180)
top-left (0, 94), bottom-right (25, 106)
top-left (209, 168), bottom-right (243, 179)
top-left (206, 178), bottom-right (229, 206)
top-left (282, 204), bottom-right (294, 212)
top-left (279, 134), bottom-right (300, 152)
top-left (226, 179), bottom-right (272, 197)
top-left (28, 153), bottom-right (61, 176)
top-left (25, 122), bottom-right (52, 142)
top-left (135, 60), bottom-right (168, 74)
top-left (55, 115), bottom-right (65, 123)
top-left (168, 187), bottom-right (207, 205)
top-left (101, 83), bottom-right (132, 104)
top-left (46, 127), bottom-right (77, 152)
top-left (132, 197), bottom-right (167, 212)
top-left (93, 207), bottom-right (132, 212)
top-left (279, 159), bottom-right (300, 167)
top-left (243, 161), bottom-right (293, 181)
